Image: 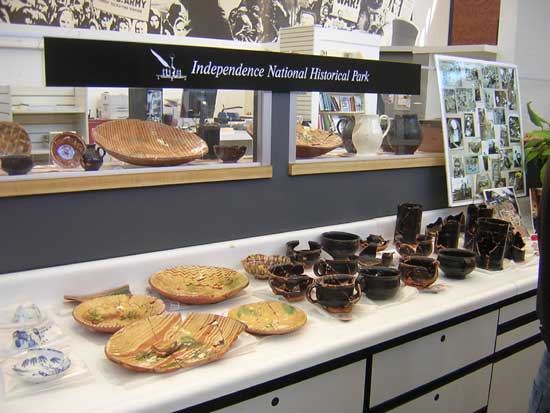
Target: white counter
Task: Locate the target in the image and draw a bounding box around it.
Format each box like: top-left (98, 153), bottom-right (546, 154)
top-left (0, 207), bottom-right (539, 413)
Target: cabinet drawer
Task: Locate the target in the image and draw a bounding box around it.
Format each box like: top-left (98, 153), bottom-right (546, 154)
top-left (499, 296), bottom-right (537, 325)
top-left (390, 366), bottom-right (491, 413)
top-left (370, 311), bottom-right (498, 407)
top-left (495, 320), bottom-right (540, 351)
top-left (215, 360), bottom-right (366, 413)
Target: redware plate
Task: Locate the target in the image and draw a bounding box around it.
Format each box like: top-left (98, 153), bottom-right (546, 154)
top-left (50, 132), bottom-right (86, 168)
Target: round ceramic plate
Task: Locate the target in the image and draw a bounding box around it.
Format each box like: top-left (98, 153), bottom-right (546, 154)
top-left (227, 301), bottom-right (307, 335)
top-left (13, 348), bottom-right (71, 384)
top-left (72, 294), bottom-right (166, 333)
top-left (0, 121), bottom-right (31, 155)
top-left (50, 132), bottom-right (86, 168)
top-left (149, 266), bottom-right (249, 304)
top-left (105, 312), bottom-right (246, 373)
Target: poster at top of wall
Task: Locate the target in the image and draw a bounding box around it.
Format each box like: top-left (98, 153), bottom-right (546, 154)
top-left (0, 0), bottom-right (416, 43)
top-left (93, 0), bottom-right (152, 22)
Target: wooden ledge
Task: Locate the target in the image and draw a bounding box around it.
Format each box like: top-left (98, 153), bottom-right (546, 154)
top-left (288, 155), bottom-right (445, 176)
top-left (0, 166), bottom-right (272, 197)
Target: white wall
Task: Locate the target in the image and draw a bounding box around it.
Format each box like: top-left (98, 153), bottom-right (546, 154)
top-left (412, 0), bottom-right (451, 46)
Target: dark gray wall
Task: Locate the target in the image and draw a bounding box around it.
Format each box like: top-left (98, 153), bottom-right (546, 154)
top-left (0, 93), bottom-right (448, 274)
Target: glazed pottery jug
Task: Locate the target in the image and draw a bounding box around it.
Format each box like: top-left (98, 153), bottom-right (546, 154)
top-left (384, 114), bottom-right (423, 155)
top-left (352, 114), bottom-right (391, 156)
top-left (80, 144), bottom-right (106, 171)
top-left (336, 116), bottom-right (356, 153)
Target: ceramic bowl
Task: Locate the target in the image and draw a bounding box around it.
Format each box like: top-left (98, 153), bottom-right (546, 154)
top-left (437, 248), bottom-right (476, 279)
top-left (13, 303), bottom-right (42, 324)
top-left (360, 234), bottom-right (389, 251)
top-left (306, 274), bottom-right (362, 313)
top-left (213, 145), bottom-right (247, 163)
top-left (268, 264), bottom-right (314, 302)
top-left (320, 231), bottom-right (361, 259)
top-left (399, 256), bottom-right (439, 289)
top-left (13, 348), bottom-right (71, 384)
top-left (1, 154), bottom-right (33, 175)
top-left (358, 267), bottom-right (400, 300)
top-left (286, 240), bottom-right (322, 268)
top-left (313, 256), bottom-right (359, 276)
top-left (415, 234), bottom-right (434, 257)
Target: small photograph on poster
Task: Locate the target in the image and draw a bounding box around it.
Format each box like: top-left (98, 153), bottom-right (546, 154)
top-left (507, 88), bottom-right (518, 111)
top-left (482, 140), bottom-right (498, 155)
top-left (500, 67), bottom-right (516, 90)
top-left (482, 66), bottom-right (500, 88)
top-left (444, 89), bottom-right (458, 113)
top-left (441, 61), bottom-right (463, 88)
top-left (464, 64), bottom-right (481, 83)
top-left (456, 88), bottom-right (476, 112)
top-left (468, 139), bottom-right (482, 154)
top-left (494, 90), bottom-right (508, 108)
top-left (513, 146), bottom-right (523, 168)
top-left (452, 156), bottom-right (465, 178)
top-left (476, 173), bottom-right (493, 196)
top-left (509, 170), bottom-right (525, 193)
top-left (483, 89), bottom-right (495, 109)
top-left (484, 186), bottom-right (528, 237)
top-left (491, 158), bottom-right (502, 182)
top-left (464, 113), bottom-right (475, 138)
top-left (481, 154), bottom-right (490, 172)
top-left (475, 88), bottom-right (482, 102)
top-left (499, 125), bottom-right (510, 147)
top-left (465, 156), bottom-right (480, 174)
top-left (495, 177), bottom-right (507, 187)
top-left (447, 117), bottom-right (463, 149)
top-left (494, 108), bottom-right (505, 125)
top-left (500, 148), bottom-right (514, 169)
top-left (481, 119), bottom-right (495, 141)
top-left (530, 188), bottom-right (543, 232)
top-left (452, 176), bottom-right (473, 202)
top-left (508, 116), bottom-right (522, 142)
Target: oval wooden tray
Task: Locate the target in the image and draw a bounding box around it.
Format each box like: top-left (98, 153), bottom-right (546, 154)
top-left (149, 266), bottom-right (249, 304)
top-left (72, 294), bottom-right (166, 333)
top-left (296, 124), bottom-right (342, 158)
top-left (94, 119), bottom-right (208, 166)
top-left (228, 301), bottom-right (307, 335)
top-left (105, 312), bottom-right (246, 373)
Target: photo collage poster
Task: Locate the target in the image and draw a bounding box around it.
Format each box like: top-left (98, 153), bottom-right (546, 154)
top-left (435, 55), bottom-right (526, 207)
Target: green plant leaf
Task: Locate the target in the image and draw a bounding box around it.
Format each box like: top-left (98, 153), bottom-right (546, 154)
top-left (528, 130), bottom-right (550, 140)
top-left (541, 162), bottom-right (548, 184)
top-left (543, 149), bottom-right (550, 156)
top-left (526, 150), bottom-right (540, 163)
top-left (527, 102), bottom-right (550, 128)
top-left (525, 138), bottom-right (544, 148)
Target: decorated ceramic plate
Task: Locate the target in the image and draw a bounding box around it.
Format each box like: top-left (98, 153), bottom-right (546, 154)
top-left (228, 301), bottom-right (307, 335)
top-left (149, 266), bottom-right (249, 304)
top-left (13, 348), bottom-right (71, 384)
top-left (0, 121), bottom-right (31, 155)
top-left (50, 132), bottom-right (86, 168)
top-left (295, 124), bottom-right (342, 158)
top-left (241, 254), bottom-right (292, 280)
top-left (72, 294), bottom-right (166, 333)
top-left (105, 312), bottom-right (246, 373)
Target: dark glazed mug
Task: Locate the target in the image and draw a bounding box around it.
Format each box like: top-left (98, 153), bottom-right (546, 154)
top-left (306, 274), bottom-right (362, 313)
top-left (313, 257), bottom-right (359, 276)
top-left (399, 256), bottom-right (439, 289)
top-left (268, 264), bottom-right (314, 302)
top-left (320, 231), bottom-right (361, 259)
top-left (286, 240), bottom-right (322, 268)
top-left (437, 248), bottom-right (476, 279)
top-left (358, 267), bottom-right (400, 300)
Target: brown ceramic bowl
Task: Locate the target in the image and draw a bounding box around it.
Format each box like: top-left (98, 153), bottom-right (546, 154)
top-left (399, 256), bottom-right (439, 289)
top-left (1, 154), bottom-right (33, 175)
top-left (268, 264), bottom-right (314, 302)
top-left (213, 145), bottom-right (247, 163)
top-left (358, 267), bottom-right (400, 300)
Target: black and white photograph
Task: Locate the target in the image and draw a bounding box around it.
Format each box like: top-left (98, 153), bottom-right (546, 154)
top-left (452, 177), bottom-right (473, 202)
top-left (491, 158), bottom-right (501, 182)
top-left (482, 154), bottom-right (490, 172)
top-left (500, 125), bottom-right (510, 147)
top-left (478, 107), bottom-right (487, 124)
top-left (464, 113), bottom-right (475, 137)
top-left (501, 148), bottom-right (514, 169)
top-left (494, 108), bottom-right (505, 125)
top-left (507, 88), bottom-right (518, 111)
top-left (475, 88), bottom-right (482, 102)
top-left (494, 177), bottom-right (507, 187)
top-left (500, 67), bottom-right (516, 90)
top-left (494, 90), bottom-right (507, 108)
top-left (465, 156), bottom-right (480, 175)
top-left (513, 145), bottom-right (523, 167)
top-left (452, 156), bottom-right (465, 178)
top-left (469, 139), bottom-right (482, 154)
top-left (440, 61), bottom-right (463, 88)
top-left (509, 171), bottom-right (525, 193)
top-left (444, 89), bottom-right (457, 113)
top-left (483, 89), bottom-right (495, 109)
top-left (508, 115), bottom-right (522, 142)
top-left (481, 118), bottom-right (495, 141)
top-left (455, 88), bottom-right (475, 112)
top-left (484, 186), bottom-right (528, 237)
top-left (482, 66), bottom-right (500, 89)
top-left (482, 139), bottom-right (498, 155)
top-left (447, 117), bottom-right (463, 149)
top-left (464, 64), bottom-right (480, 83)
top-left (476, 173), bottom-right (493, 196)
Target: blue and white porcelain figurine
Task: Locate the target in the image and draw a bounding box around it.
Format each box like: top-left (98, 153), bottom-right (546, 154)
top-left (12, 304), bottom-right (42, 324)
top-left (13, 348), bottom-right (71, 384)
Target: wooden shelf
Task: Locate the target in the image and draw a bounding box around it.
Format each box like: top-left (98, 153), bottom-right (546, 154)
top-left (288, 154), bottom-right (444, 176)
top-left (0, 166), bottom-right (272, 197)
top-left (13, 108), bottom-right (86, 115)
top-left (319, 111), bottom-right (364, 115)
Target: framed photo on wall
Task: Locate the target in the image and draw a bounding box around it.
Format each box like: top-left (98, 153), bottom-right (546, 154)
top-left (435, 55), bottom-right (526, 207)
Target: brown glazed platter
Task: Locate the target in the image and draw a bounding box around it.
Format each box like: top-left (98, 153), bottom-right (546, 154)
top-left (295, 124), bottom-right (342, 158)
top-left (105, 312), bottom-right (246, 373)
top-left (241, 254), bottom-right (292, 280)
top-left (149, 266), bottom-right (249, 304)
top-left (228, 301), bottom-right (307, 335)
top-left (72, 294), bottom-right (166, 333)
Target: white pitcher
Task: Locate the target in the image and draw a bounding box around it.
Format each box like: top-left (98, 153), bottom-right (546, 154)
top-left (352, 114), bottom-right (391, 156)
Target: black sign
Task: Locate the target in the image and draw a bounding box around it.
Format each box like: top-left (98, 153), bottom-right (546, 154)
top-left (44, 38), bottom-right (420, 94)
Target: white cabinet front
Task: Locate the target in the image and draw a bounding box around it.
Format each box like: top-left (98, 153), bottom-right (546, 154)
top-left (215, 360), bottom-right (366, 413)
top-left (370, 311), bottom-right (498, 406)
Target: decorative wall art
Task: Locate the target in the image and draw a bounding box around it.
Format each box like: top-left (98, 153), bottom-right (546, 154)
top-left (435, 55), bottom-right (526, 206)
